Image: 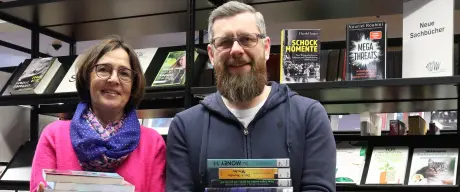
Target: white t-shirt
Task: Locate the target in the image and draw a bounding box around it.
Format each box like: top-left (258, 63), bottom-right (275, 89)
top-left (222, 96), bottom-right (267, 128)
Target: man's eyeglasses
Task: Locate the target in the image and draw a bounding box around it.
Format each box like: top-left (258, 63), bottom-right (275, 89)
top-left (93, 64), bottom-right (136, 83)
top-left (211, 33), bottom-right (266, 51)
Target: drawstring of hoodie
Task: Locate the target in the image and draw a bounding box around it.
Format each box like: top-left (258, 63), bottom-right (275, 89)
top-left (199, 110), bottom-right (210, 185)
top-left (285, 87), bottom-right (292, 156)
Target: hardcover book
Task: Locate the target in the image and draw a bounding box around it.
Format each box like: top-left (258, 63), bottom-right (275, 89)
top-left (207, 158), bottom-right (290, 168)
top-left (335, 141), bottom-right (367, 184)
top-left (346, 21), bottom-right (387, 80)
top-left (134, 47), bottom-right (158, 74)
top-left (210, 179), bottom-right (292, 188)
top-left (280, 29), bottom-right (321, 83)
top-left (54, 54), bottom-right (83, 93)
top-left (365, 146), bottom-right (409, 184)
top-left (151, 50), bottom-right (198, 86)
top-left (42, 169), bottom-right (124, 185)
top-left (209, 168), bottom-right (291, 180)
top-left (205, 187), bottom-right (293, 192)
top-left (11, 57), bottom-right (62, 95)
top-left (408, 148), bottom-right (458, 185)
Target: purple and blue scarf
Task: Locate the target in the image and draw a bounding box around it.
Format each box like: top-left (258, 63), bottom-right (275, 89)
top-left (70, 102), bottom-right (140, 172)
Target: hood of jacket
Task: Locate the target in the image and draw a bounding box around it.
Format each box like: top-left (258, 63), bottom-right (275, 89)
top-left (200, 81), bottom-right (297, 119)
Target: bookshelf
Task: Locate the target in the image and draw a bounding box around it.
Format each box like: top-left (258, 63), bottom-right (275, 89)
top-left (0, 0), bottom-right (458, 191)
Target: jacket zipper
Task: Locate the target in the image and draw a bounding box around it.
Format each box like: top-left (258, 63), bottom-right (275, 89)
top-left (242, 107), bottom-right (268, 159)
top-left (242, 125), bottom-right (249, 158)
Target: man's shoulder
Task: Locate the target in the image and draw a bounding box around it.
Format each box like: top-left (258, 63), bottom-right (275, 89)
top-left (174, 104), bottom-right (207, 125)
top-left (289, 94), bottom-right (323, 113)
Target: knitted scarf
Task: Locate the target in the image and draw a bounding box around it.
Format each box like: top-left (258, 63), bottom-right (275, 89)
top-left (70, 102), bottom-right (140, 172)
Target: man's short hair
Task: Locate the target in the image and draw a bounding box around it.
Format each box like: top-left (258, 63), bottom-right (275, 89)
top-left (207, 1), bottom-right (267, 43)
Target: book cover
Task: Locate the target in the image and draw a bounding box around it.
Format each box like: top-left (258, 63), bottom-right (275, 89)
top-left (335, 141), bottom-right (367, 184)
top-left (346, 21), bottom-right (387, 80)
top-left (430, 110), bottom-right (457, 130)
top-left (42, 169), bottom-right (124, 185)
top-left (205, 187), bottom-right (293, 192)
top-left (46, 181), bottom-right (135, 192)
top-left (210, 179), bottom-right (292, 188)
top-left (365, 146), bottom-right (409, 184)
top-left (43, 169), bottom-right (122, 178)
top-left (280, 29), bottom-right (321, 83)
top-left (408, 148), bottom-right (458, 185)
top-left (207, 158), bottom-right (290, 168)
top-left (134, 47), bottom-right (158, 74)
top-left (210, 168), bottom-right (291, 180)
top-left (151, 50), bottom-right (198, 86)
top-left (12, 57), bottom-right (55, 92)
top-left (54, 55), bottom-right (83, 93)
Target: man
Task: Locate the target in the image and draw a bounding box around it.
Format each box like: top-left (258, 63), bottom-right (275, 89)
top-left (166, 1), bottom-right (336, 192)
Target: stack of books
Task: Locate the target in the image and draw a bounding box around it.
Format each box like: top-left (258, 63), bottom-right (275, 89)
top-left (205, 158), bottom-right (293, 192)
top-left (42, 169), bottom-right (135, 192)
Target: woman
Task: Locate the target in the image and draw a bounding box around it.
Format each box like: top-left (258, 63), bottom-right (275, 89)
top-left (170, 54), bottom-right (186, 84)
top-left (30, 36), bottom-right (165, 192)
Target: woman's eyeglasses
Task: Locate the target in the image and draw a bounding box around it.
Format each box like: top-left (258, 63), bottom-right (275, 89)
top-left (93, 64), bottom-right (136, 83)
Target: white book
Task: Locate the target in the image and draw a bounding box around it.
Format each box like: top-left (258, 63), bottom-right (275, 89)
top-left (46, 181), bottom-right (135, 192)
top-left (335, 141), bottom-right (367, 184)
top-left (54, 55), bottom-right (82, 93)
top-left (408, 148), bottom-right (458, 185)
top-left (11, 57), bottom-right (62, 95)
top-left (365, 146), bottom-right (409, 184)
top-left (134, 47), bottom-right (158, 74)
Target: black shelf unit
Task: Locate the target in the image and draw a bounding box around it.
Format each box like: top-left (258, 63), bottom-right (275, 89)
top-left (0, 0), bottom-right (458, 191)
top-left (193, 76), bottom-right (460, 114)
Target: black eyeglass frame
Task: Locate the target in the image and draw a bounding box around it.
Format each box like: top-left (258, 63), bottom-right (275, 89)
top-left (92, 63), bottom-right (137, 83)
top-left (210, 33), bottom-right (266, 50)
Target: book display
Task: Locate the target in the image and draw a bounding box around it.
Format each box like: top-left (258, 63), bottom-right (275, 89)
top-left (0, 0), bottom-right (459, 191)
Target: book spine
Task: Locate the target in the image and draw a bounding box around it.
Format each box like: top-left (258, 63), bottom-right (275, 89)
top-left (207, 158), bottom-right (289, 168)
top-left (205, 187), bottom-right (293, 192)
top-left (215, 168), bottom-right (291, 180)
top-left (210, 179), bottom-right (292, 188)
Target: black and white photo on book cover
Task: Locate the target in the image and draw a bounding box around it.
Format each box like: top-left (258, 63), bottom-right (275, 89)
top-left (408, 148), bottom-right (458, 185)
top-left (346, 21), bottom-right (386, 80)
top-left (12, 57), bottom-right (54, 91)
top-left (430, 110), bottom-right (457, 130)
top-left (280, 29), bottom-right (321, 84)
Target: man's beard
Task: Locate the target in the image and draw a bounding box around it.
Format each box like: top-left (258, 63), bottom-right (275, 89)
top-left (214, 56), bottom-right (267, 103)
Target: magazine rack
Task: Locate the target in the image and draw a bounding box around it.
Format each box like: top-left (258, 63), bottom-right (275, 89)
top-left (0, 0), bottom-right (459, 191)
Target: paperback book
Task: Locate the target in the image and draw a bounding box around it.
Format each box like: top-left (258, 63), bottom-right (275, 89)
top-left (335, 141), bottom-right (367, 184)
top-left (365, 146), bottom-right (409, 184)
top-left (408, 148), bottom-right (458, 185)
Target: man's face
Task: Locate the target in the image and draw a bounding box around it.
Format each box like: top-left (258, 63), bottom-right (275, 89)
top-left (207, 12), bottom-right (271, 103)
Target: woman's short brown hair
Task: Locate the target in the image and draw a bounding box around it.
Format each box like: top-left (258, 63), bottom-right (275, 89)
top-left (75, 35), bottom-right (146, 109)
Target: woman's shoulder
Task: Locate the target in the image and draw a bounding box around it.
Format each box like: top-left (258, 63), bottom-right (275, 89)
top-left (140, 126), bottom-right (164, 139)
top-left (139, 126), bottom-right (166, 145)
top-left (41, 120), bottom-right (71, 136)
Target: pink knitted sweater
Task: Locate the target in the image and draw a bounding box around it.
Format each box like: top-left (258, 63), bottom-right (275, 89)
top-left (29, 120), bottom-right (166, 192)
